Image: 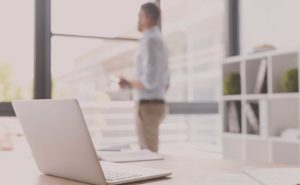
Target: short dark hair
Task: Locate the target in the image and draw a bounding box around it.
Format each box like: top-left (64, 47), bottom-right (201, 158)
top-left (141, 2), bottom-right (160, 23)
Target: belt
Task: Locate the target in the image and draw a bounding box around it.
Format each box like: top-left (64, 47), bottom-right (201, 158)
top-left (139, 99), bottom-right (165, 104)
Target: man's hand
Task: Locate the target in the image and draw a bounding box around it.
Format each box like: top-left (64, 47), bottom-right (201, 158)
top-left (119, 77), bottom-right (131, 89)
top-left (119, 77), bottom-right (144, 90)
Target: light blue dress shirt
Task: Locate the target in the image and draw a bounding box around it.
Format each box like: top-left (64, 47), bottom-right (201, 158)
top-left (135, 26), bottom-right (169, 101)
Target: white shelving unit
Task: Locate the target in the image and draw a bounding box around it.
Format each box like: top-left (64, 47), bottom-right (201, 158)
top-left (221, 49), bottom-right (300, 164)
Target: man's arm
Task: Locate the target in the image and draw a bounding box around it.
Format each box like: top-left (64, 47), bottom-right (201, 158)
top-left (134, 37), bottom-right (159, 89)
top-left (119, 77), bottom-right (144, 89)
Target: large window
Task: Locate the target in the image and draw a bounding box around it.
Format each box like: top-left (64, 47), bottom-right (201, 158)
top-left (51, 1), bottom-right (151, 144)
top-left (162, 0), bottom-right (224, 102)
top-left (51, 0), bottom-right (225, 144)
top-left (51, 0), bottom-right (147, 101)
top-left (0, 1), bottom-right (225, 149)
top-left (52, 37), bottom-right (138, 101)
top-left (51, 0), bottom-right (146, 38)
top-left (0, 0), bottom-right (34, 151)
top-left (52, 0), bottom-right (225, 103)
top-left (161, 0), bottom-right (225, 143)
top-left (0, 0), bottom-right (34, 101)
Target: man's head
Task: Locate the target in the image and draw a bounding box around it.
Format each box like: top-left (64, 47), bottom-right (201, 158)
top-left (138, 2), bottom-right (161, 32)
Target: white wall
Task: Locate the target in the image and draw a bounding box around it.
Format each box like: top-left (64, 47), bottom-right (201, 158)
top-left (241, 0), bottom-right (300, 54)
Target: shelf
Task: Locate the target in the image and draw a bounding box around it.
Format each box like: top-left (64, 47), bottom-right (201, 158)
top-left (268, 48), bottom-right (299, 57)
top-left (271, 137), bottom-right (300, 144)
top-left (271, 52), bottom-right (299, 93)
top-left (245, 57), bottom-right (268, 94)
top-left (244, 100), bottom-right (268, 136)
top-left (244, 52), bottom-right (271, 60)
top-left (223, 132), bottom-right (243, 138)
top-left (245, 94), bottom-right (268, 100)
top-left (223, 56), bottom-right (243, 64)
top-left (223, 95), bottom-right (242, 101)
top-left (222, 48), bottom-right (300, 165)
top-left (268, 98), bottom-right (299, 137)
top-left (223, 101), bottom-right (242, 134)
top-left (245, 138), bottom-right (269, 163)
top-left (271, 140), bottom-right (300, 164)
top-left (222, 135), bottom-right (244, 160)
top-left (245, 100), bottom-right (260, 135)
top-left (222, 94), bottom-right (297, 100)
top-left (245, 134), bottom-right (264, 139)
top-left (223, 62), bottom-right (241, 96)
top-left (269, 93), bottom-right (299, 99)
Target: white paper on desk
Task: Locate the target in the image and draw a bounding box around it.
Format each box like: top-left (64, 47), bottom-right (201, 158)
top-left (96, 143), bottom-right (130, 151)
top-left (204, 173), bottom-right (260, 185)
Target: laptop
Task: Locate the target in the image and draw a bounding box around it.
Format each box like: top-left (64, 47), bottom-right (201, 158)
top-left (12, 99), bottom-right (172, 185)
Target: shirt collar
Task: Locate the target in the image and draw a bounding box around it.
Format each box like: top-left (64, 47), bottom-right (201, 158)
top-left (142, 26), bottom-right (160, 39)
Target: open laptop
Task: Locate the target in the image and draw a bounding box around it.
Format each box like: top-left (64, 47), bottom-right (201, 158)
top-left (12, 99), bottom-right (172, 185)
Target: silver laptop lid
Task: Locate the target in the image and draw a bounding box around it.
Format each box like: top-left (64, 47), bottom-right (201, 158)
top-left (13, 99), bottom-right (106, 185)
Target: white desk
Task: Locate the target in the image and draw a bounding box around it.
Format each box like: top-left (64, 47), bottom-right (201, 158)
top-left (0, 151), bottom-right (294, 185)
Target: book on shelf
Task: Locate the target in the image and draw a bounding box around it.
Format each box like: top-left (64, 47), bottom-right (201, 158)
top-left (245, 102), bottom-right (259, 134)
top-left (227, 102), bottom-right (241, 133)
top-left (259, 100), bottom-right (268, 137)
top-left (254, 58), bottom-right (268, 94)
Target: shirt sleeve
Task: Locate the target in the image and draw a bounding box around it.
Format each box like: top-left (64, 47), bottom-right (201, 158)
top-left (140, 37), bottom-right (161, 90)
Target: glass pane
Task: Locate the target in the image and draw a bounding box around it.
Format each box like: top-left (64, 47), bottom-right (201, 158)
top-left (161, 0), bottom-right (224, 145)
top-left (52, 36), bottom-right (138, 101)
top-left (52, 36), bottom-right (137, 144)
top-left (162, 0), bottom-right (225, 102)
top-left (52, 0), bottom-right (149, 38)
top-left (52, 1), bottom-right (224, 146)
top-left (240, 0), bottom-right (300, 53)
top-left (0, 0), bottom-right (34, 101)
top-left (51, 36), bottom-right (192, 145)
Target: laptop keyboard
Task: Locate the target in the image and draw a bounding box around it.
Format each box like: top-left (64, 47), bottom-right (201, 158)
top-left (101, 161), bottom-right (166, 182)
top-left (104, 171), bottom-right (143, 181)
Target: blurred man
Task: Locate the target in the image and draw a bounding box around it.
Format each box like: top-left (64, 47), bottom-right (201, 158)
top-left (119, 2), bottom-right (169, 152)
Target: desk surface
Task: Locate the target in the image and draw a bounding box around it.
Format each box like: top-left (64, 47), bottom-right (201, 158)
top-left (0, 151), bottom-right (294, 185)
